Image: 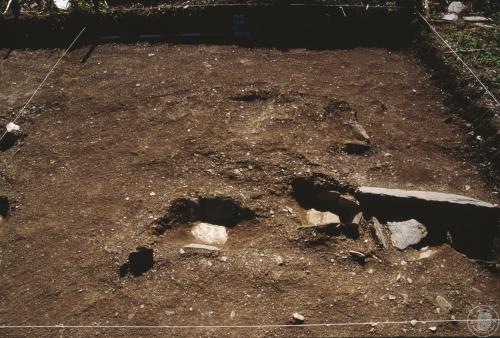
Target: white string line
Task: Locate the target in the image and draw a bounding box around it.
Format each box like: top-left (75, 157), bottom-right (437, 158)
top-left (0, 26), bottom-right (87, 145)
top-left (417, 11), bottom-right (500, 107)
top-left (0, 318), bottom-right (498, 329)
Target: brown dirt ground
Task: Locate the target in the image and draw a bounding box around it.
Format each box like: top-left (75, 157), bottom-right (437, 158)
top-left (0, 43), bottom-right (499, 337)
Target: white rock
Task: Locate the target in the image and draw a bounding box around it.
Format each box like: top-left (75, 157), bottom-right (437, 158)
top-left (292, 312), bottom-right (304, 324)
top-left (388, 219), bottom-right (428, 250)
top-left (418, 248), bottom-right (438, 260)
top-left (54, 0), bottom-right (70, 10)
top-left (442, 13), bottom-right (459, 21)
top-left (6, 122), bottom-right (20, 133)
top-left (429, 326), bottom-right (437, 332)
top-left (448, 2), bottom-right (465, 14)
top-left (191, 222), bottom-right (228, 245)
top-left (410, 319), bottom-right (417, 327)
top-left (305, 208), bottom-right (340, 227)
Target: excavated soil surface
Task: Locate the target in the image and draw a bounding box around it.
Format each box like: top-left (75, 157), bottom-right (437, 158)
top-left (0, 43), bottom-right (499, 337)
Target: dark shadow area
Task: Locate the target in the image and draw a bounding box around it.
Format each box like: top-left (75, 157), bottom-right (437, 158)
top-left (0, 132), bottom-right (22, 152)
top-left (153, 196), bottom-right (255, 234)
top-left (0, 196), bottom-right (10, 218)
top-left (119, 246), bottom-right (154, 277)
top-left (0, 5), bottom-right (415, 49)
top-left (357, 193), bottom-right (499, 259)
top-left (291, 174), bottom-right (355, 219)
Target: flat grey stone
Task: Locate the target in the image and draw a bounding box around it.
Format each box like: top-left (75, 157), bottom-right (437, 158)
top-left (388, 219), bottom-right (428, 250)
top-left (358, 187), bottom-right (496, 208)
top-left (181, 243), bottom-right (220, 254)
top-left (371, 217), bottom-right (388, 249)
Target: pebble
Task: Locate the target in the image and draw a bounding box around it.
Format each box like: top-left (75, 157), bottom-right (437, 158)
top-left (348, 250), bottom-right (366, 264)
top-left (180, 243), bottom-right (220, 254)
top-left (436, 295), bottom-right (453, 314)
top-left (429, 326), bottom-right (437, 332)
top-left (305, 208), bottom-right (340, 227)
top-left (410, 319), bottom-right (417, 327)
top-left (292, 312), bottom-right (305, 324)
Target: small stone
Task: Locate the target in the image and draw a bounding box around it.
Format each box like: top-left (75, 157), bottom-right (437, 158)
top-left (292, 313), bottom-right (304, 324)
top-left (410, 319), bottom-right (417, 327)
top-left (149, 191), bottom-right (156, 196)
top-left (435, 295), bottom-right (453, 314)
top-left (274, 255), bottom-right (285, 266)
top-left (349, 121), bottom-right (370, 142)
top-left (305, 208), bottom-right (340, 227)
top-left (350, 212), bottom-right (363, 225)
top-left (429, 326), bottom-right (437, 332)
top-left (181, 243), bottom-right (220, 254)
top-left (388, 294), bottom-right (396, 300)
top-left (463, 16), bottom-right (490, 22)
top-left (371, 217), bottom-right (388, 248)
top-left (191, 222), bottom-right (228, 245)
top-left (349, 250), bottom-right (366, 265)
top-left (448, 1), bottom-right (465, 14)
top-left (387, 219), bottom-right (428, 250)
top-left (418, 248), bottom-right (437, 260)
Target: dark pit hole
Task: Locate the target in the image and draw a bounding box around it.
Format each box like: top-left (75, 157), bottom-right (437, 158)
top-left (0, 196), bottom-right (10, 219)
top-left (119, 246), bottom-right (154, 277)
top-left (358, 193), bottom-right (499, 259)
top-left (231, 89), bottom-right (275, 102)
top-left (153, 196), bottom-right (255, 234)
top-left (291, 175), bottom-right (356, 218)
top-left (324, 98), bottom-right (351, 115)
top-left (0, 132), bottom-right (22, 152)
top-left (291, 175), bottom-right (360, 239)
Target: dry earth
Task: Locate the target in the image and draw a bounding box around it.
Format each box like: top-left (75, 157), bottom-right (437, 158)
top-left (0, 43), bottom-right (499, 337)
